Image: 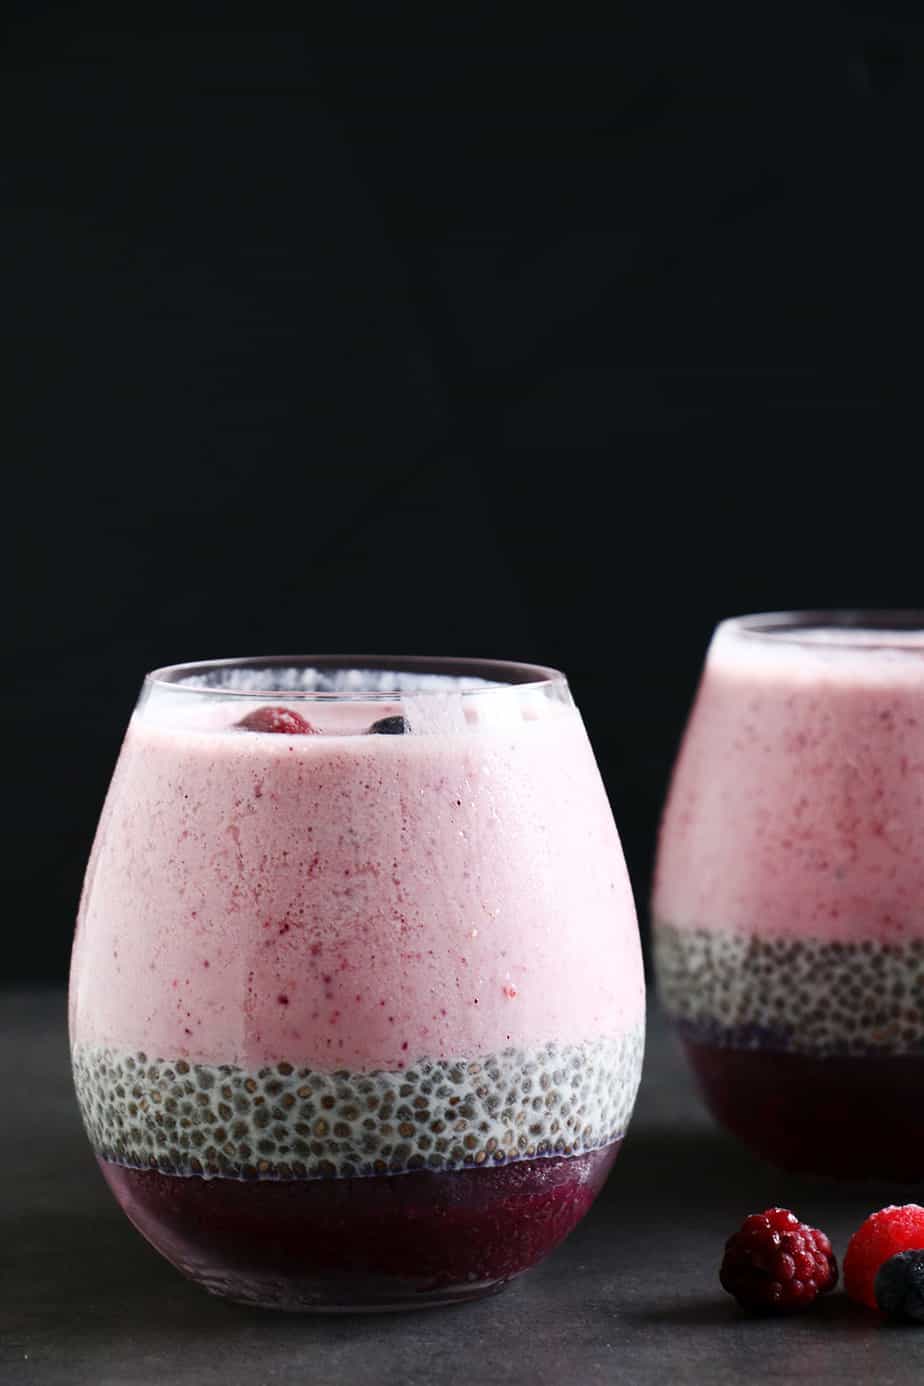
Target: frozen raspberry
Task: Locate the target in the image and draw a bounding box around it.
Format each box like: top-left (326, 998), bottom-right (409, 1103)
top-left (844, 1204), bottom-right (924, 1309)
top-left (875, 1251), bottom-right (924, 1323)
top-left (719, 1207), bottom-right (838, 1312)
top-left (367, 715), bottom-right (409, 735)
top-left (236, 706), bottom-right (318, 735)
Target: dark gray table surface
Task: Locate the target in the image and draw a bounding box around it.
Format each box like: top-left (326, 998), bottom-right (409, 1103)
top-left (4, 989), bottom-right (924, 1386)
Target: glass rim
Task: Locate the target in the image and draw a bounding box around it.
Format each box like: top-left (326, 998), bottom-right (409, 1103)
top-left (144, 654), bottom-right (568, 700)
top-left (725, 610), bottom-right (924, 650)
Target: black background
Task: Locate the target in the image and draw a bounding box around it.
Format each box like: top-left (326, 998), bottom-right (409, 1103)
top-left (4, 3), bottom-right (922, 982)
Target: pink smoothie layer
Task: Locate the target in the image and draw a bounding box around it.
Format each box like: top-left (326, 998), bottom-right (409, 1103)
top-left (71, 693), bottom-right (642, 1068)
top-left (653, 619), bottom-right (924, 943)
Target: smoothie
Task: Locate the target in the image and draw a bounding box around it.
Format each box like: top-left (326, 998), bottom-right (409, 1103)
top-left (653, 615), bottom-right (924, 1178)
top-left (71, 658), bottom-right (644, 1308)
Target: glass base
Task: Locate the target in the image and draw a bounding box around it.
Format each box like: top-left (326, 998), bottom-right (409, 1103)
top-left (99, 1141), bottom-right (620, 1312)
top-left (684, 1038), bottom-right (924, 1181)
top-left (202, 1270), bottom-right (510, 1313)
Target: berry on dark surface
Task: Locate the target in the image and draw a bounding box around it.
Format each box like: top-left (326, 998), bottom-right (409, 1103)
top-left (719, 1207), bottom-right (838, 1313)
top-left (875, 1251), bottom-right (924, 1323)
top-left (844, 1204), bottom-right (924, 1309)
top-left (367, 715), bottom-right (409, 735)
top-left (236, 706), bottom-right (318, 735)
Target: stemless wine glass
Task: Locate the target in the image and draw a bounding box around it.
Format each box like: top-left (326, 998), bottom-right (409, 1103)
top-left (653, 612), bottom-right (924, 1180)
top-left (70, 655), bottom-right (645, 1311)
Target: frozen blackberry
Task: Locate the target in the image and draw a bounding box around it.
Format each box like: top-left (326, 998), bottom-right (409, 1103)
top-left (367, 715), bottom-right (409, 735)
top-left (875, 1251), bottom-right (924, 1323)
top-left (719, 1207), bottom-right (837, 1312)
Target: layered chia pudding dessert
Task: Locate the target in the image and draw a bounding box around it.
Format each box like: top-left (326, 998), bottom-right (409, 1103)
top-left (70, 656), bottom-right (644, 1310)
top-left (653, 613), bottom-right (924, 1180)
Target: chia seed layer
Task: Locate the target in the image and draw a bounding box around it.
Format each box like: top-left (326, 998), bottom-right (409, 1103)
top-left (73, 1029), bottom-right (643, 1181)
top-left (654, 921), bottom-right (924, 1057)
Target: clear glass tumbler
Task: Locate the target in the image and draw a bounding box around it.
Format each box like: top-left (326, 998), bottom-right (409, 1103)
top-left (70, 655), bottom-right (644, 1310)
top-left (653, 612), bottom-right (924, 1180)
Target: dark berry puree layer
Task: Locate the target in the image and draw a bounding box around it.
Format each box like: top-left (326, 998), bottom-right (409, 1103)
top-left (683, 1041), bottom-right (924, 1180)
top-left (100, 1142), bottom-right (621, 1308)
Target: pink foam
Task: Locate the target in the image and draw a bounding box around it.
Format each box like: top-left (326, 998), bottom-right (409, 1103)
top-left (654, 619), bottom-right (924, 942)
top-left (71, 700), bottom-right (642, 1067)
